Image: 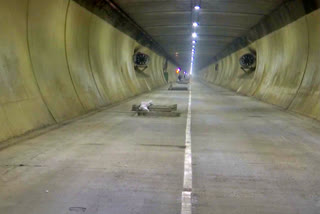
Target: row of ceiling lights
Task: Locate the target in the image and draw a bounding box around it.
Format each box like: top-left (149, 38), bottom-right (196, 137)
top-left (190, 4), bottom-right (200, 75)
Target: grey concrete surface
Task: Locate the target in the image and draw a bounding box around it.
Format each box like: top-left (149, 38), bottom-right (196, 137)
top-left (192, 80), bottom-right (320, 214)
top-left (1, 80), bottom-right (320, 214)
top-left (0, 85), bottom-right (189, 214)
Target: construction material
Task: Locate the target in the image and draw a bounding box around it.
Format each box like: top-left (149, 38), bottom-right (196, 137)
top-left (169, 86), bottom-right (189, 91)
top-left (136, 111), bottom-right (181, 117)
top-left (138, 100), bottom-right (153, 112)
top-left (132, 104), bottom-right (177, 112)
top-left (168, 83), bottom-right (189, 91)
top-left (132, 103), bottom-right (180, 117)
top-left (176, 80), bottom-right (190, 84)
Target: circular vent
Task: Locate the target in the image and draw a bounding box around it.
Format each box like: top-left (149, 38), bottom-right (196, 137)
top-left (239, 53), bottom-right (256, 73)
top-left (133, 52), bottom-right (150, 66)
top-left (133, 52), bottom-right (150, 75)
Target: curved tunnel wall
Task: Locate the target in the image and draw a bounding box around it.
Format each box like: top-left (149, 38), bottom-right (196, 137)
top-left (0, 0), bottom-right (176, 143)
top-left (200, 9), bottom-right (320, 121)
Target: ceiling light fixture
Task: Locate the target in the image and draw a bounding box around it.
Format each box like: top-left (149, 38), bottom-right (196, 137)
top-left (193, 22), bottom-right (198, 27)
top-left (192, 32), bottom-right (197, 38)
top-left (194, 5), bottom-right (200, 10)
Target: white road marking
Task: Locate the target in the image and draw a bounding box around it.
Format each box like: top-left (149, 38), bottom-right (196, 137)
top-left (181, 191), bottom-right (192, 214)
top-left (181, 84), bottom-right (192, 214)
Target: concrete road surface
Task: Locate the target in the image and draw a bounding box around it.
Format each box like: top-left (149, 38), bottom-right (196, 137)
top-left (1, 80), bottom-right (320, 214)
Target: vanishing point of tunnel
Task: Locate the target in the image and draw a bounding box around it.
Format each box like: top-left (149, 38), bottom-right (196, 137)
top-left (1, 0), bottom-right (320, 213)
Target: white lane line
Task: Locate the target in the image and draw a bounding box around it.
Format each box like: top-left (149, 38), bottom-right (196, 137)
top-left (181, 191), bottom-right (192, 214)
top-left (181, 84), bottom-right (192, 214)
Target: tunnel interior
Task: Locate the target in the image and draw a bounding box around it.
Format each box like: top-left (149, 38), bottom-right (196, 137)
top-left (1, 0), bottom-right (320, 213)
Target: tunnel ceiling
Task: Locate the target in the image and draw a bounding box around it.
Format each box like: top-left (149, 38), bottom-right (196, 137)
top-left (112, 0), bottom-right (285, 71)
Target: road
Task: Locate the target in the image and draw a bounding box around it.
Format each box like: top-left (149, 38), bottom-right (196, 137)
top-left (1, 80), bottom-right (320, 214)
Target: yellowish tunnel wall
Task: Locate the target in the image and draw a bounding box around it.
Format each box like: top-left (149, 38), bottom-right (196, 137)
top-left (0, 0), bottom-right (176, 143)
top-left (201, 9), bottom-right (320, 121)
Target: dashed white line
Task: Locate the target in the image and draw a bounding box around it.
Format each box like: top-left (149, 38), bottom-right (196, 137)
top-left (181, 84), bottom-right (192, 214)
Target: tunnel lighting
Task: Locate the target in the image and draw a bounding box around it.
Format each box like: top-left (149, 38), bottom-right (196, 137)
top-left (192, 32), bottom-right (197, 38)
top-left (194, 5), bottom-right (200, 10)
top-left (193, 22), bottom-right (198, 27)
top-left (176, 68), bottom-right (181, 74)
top-left (192, 40), bottom-right (196, 44)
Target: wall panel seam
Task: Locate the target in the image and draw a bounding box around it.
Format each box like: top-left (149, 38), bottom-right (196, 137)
top-left (64, 0), bottom-right (87, 111)
top-left (26, 0), bottom-right (56, 122)
top-left (287, 17), bottom-right (310, 110)
top-left (86, 14), bottom-right (105, 105)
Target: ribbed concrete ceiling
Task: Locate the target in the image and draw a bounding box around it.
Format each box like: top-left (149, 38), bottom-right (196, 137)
top-left (113, 0), bottom-right (285, 71)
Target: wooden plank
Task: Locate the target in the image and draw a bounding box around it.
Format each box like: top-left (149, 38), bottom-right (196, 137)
top-left (132, 104), bottom-right (177, 112)
top-left (136, 111), bottom-right (181, 117)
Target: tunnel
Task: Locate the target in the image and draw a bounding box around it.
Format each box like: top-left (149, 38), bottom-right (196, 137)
top-left (0, 0), bottom-right (320, 213)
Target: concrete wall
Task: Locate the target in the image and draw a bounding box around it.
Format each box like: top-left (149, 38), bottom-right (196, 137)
top-left (200, 9), bottom-right (320, 121)
top-left (0, 0), bottom-right (174, 143)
